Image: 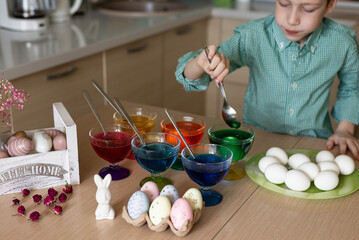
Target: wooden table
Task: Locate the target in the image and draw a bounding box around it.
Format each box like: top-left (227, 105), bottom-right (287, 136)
top-left (1, 102), bottom-right (358, 240)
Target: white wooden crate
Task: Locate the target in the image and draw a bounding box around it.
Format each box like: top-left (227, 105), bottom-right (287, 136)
top-left (0, 102), bottom-right (79, 195)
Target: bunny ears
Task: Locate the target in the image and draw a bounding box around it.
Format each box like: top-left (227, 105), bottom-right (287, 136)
top-left (94, 174), bottom-right (112, 188)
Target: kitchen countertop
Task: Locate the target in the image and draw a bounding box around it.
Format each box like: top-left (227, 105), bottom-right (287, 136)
top-left (1, 1), bottom-right (358, 80)
top-left (0, 101), bottom-right (358, 239)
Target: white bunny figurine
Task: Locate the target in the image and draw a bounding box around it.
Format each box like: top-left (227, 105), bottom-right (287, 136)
top-left (94, 174), bottom-right (115, 220)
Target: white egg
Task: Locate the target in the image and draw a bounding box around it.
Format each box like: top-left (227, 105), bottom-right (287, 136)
top-left (32, 132), bottom-right (52, 153)
top-left (288, 153), bottom-right (311, 169)
top-left (315, 150), bottom-right (335, 163)
top-left (266, 147), bottom-right (288, 165)
top-left (317, 161), bottom-right (340, 175)
top-left (314, 171), bottom-right (339, 191)
top-left (334, 155), bottom-right (355, 175)
top-left (258, 156), bottom-right (280, 173)
top-left (284, 170), bottom-right (311, 192)
top-left (297, 162), bottom-right (320, 181)
top-left (264, 163), bottom-right (288, 184)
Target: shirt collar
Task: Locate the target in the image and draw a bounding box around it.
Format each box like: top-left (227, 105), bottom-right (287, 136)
top-left (272, 17), bottom-right (324, 53)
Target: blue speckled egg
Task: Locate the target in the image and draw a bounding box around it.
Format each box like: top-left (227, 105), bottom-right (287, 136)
top-left (127, 191), bottom-right (150, 220)
top-left (160, 185), bottom-right (179, 205)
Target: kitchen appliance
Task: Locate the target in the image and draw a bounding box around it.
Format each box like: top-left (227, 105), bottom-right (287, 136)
top-left (0, 0), bottom-right (55, 31)
top-left (50, 0), bottom-right (83, 23)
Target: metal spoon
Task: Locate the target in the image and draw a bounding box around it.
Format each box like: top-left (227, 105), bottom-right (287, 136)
top-left (91, 80), bottom-right (146, 145)
top-left (82, 89), bottom-right (107, 135)
top-left (204, 47), bottom-right (241, 129)
top-left (164, 108), bottom-right (196, 159)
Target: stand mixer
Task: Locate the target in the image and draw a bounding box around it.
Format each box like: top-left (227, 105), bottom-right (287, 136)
top-left (0, 0), bottom-right (56, 31)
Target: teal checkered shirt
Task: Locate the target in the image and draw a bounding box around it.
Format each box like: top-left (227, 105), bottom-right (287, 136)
top-left (175, 14), bottom-right (359, 139)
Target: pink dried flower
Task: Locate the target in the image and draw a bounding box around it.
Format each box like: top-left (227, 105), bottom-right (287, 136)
top-left (43, 195), bottom-right (55, 207)
top-left (0, 76), bottom-right (30, 126)
top-left (17, 205), bottom-right (26, 216)
top-left (58, 193), bottom-right (68, 203)
top-left (48, 187), bottom-right (58, 197)
top-left (32, 194), bottom-right (42, 204)
top-left (63, 183), bottom-right (73, 194)
top-left (22, 189), bottom-right (30, 197)
top-left (29, 211), bottom-right (40, 221)
top-left (12, 198), bottom-right (20, 205)
top-left (53, 205), bottom-right (63, 215)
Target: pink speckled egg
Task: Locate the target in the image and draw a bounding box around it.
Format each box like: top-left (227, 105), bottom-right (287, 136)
top-left (45, 129), bottom-right (64, 139)
top-left (7, 138), bottom-right (32, 157)
top-left (140, 181), bottom-right (159, 202)
top-left (0, 150), bottom-right (9, 158)
top-left (53, 134), bottom-right (67, 150)
top-left (170, 198), bottom-right (193, 230)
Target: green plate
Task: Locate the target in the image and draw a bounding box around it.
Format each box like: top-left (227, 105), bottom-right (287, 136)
top-left (245, 149), bottom-right (359, 199)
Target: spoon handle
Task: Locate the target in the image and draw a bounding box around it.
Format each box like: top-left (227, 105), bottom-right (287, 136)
top-left (91, 80), bottom-right (146, 145)
top-left (82, 89), bottom-right (107, 135)
top-left (164, 108), bottom-right (196, 160)
top-left (113, 97), bottom-right (146, 145)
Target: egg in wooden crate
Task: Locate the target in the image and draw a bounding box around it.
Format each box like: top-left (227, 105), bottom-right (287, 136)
top-left (7, 137), bottom-right (32, 157)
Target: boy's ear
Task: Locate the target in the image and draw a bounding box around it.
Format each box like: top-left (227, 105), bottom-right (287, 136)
top-left (326, 0), bottom-right (339, 14)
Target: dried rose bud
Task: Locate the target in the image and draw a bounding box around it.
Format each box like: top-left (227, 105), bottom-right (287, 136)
top-left (58, 193), bottom-right (67, 203)
top-left (48, 187), bottom-right (58, 197)
top-left (22, 189), bottom-right (30, 197)
top-left (12, 198), bottom-right (20, 205)
top-left (63, 184), bottom-right (73, 194)
top-left (29, 211), bottom-right (40, 221)
top-left (43, 195), bottom-right (55, 207)
top-left (53, 205), bottom-right (63, 215)
top-left (17, 205), bottom-right (26, 216)
top-left (32, 194), bottom-right (42, 204)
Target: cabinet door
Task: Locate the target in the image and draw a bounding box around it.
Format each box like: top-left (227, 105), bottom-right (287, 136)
top-left (10, 54), bottom-right (104, 131)
top-left (106, 35), bottom-right (163, 107)
top-left (163, 19), bottom-right (208, 115)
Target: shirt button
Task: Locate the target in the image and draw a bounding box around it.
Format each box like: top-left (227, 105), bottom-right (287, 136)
top-left (289, 108), bottom-right (294, 116)
top-left (280, 42), bottom-right (284, 48)
top-left (291, 82), bottom-right (297, 89)
top-left (292, 55), bottom-right (296, 60)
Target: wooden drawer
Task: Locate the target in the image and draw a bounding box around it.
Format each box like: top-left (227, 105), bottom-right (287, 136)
top-left (106, 34), bottom-right (163, 107)
top-left (163, 19), bottom-right (208, 115)
top-left (10, 53), bottom-right (104, 131)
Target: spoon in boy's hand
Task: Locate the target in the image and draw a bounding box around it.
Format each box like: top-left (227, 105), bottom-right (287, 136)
top-left (204, 47), bottom-right (241, 129)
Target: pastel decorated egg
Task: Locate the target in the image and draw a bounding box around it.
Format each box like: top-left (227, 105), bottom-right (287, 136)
top-left (45, 129), bottom-right (64, 139)
top-left (160, 185), bottom-right (179, 204)
top-left (13, 131), bottom-right (27, 138)
top-left (170, 198), bottom-right (193, 230)
top-left (140, 181), bottom-right (159, 202)
top-left (149, 196), bottom-right (171, 225)
top-left (0, 150), bottom-right (9, 158)
top-left (53, 134), bottom-right (67, 150)
top-left (127, 191), bottom-right (150, 220)
top-left (183, 188), bottom-right (203, 211)
top-left (33, 132), bottom-right (52, 153)
top-left (7, 136), bottom-right (18, 144)
top-left (7, 138), bottom-right (32, 157)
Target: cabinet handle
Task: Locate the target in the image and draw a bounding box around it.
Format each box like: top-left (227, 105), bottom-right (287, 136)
top-left (126, 43), bottom-right (148, 54)
top-left (46, 66), bottom-right (77, 80)
top-left (176, 26), bottom-right (192, 35)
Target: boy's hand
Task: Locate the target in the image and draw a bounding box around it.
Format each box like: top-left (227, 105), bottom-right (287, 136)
top-left (327, 121), bottom-right (359, 160)
top-left (196, 45), bottom-right (230, 84)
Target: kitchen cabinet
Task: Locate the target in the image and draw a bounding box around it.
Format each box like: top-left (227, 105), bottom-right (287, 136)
top-left (163, 19), bottom-right (207, 115)
top-left (105, 34), bottom-right (163, 107)
top-left (10, 53), bottom-right (104, 131)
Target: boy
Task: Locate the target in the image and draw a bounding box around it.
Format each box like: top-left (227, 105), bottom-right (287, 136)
top-left (175, 0), bottom-right (359, 159)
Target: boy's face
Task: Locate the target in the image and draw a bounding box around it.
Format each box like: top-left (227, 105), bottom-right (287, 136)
top-left (275, 0), bottom-right (337, 46)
